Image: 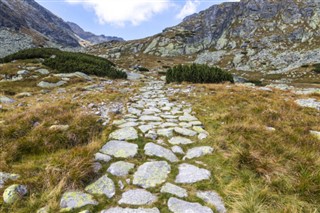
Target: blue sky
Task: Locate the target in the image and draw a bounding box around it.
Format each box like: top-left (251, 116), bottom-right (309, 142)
top-left (35, 0), bottom-right (237, 40)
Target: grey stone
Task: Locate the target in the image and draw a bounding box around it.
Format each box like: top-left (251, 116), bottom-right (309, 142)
top-left (144, 143), bottom-right (179, 162)
top-left (197, 191), bottom-right (226, 213)
top-left (139, 115), bottom-right (162, 122)
top-left (183, 146), bottom-right (214, 160)
top-left (157, 128), bottom-right (173, 138)
top-left (3, 184), bottom-right (27, 204)
top-left (295, 98), bottom-right (320, 110)
top-left (175, 163), bottom-right (211, 184)
top-left (145, 130), bottom-right (158, 140)
top-left (171, 146), bottom-right (185, 154)
top-left (160, 183), bottom-right (187, 198)
top-left (60, 192), bottom-right (97, 209)
top-left (107, 161), bottom-right (135, 177)
top-left (0, 96), bottom-right (15, 104)
top-left (101, 207), bottom-right (160, 213)
top-left (160, 122), bottom-right (178, 128)
top-left (118, 189), bottom-right (157, 205)
top-left (37, 81), bottom-right (66, 88)
top-left (118, 122), bottom-right (139, 128)
top-left (109, 127), bottom-right (138, 141)
top-left (0, 172), bottom-right (20, 188)
top-left (168, 136), bottom-right (193, 145)
top-left (100, 140), bottom-right (138, 158)
top-left (93, 162), bottom-right (102, 173)
top-left (54, 72), bottom-right (92, 81)
top-left (94, 153), bottom-right (112, 162)
top-left (85, 174), bottom-right (115, 198)
top-left (179, 114), bottom-right (198, 122)
top-left (310, 130), bottom-right (320, 140)
top-left (36, 69), bottom-right (50, 75)
top-left (133, 161), bottom-right (171, 188)
top-left (174, 127), bottom-right (197, 137)
top-left (198, 133), bottom-right (208, 140)
top-left (36, 206), bottom-right (49, 213)
top-left (168, 197), bottom-right (213, 213)
top-left (17, 70), bottom-right (29, 75)
top-left (138, 125), bottom-right (154, 133)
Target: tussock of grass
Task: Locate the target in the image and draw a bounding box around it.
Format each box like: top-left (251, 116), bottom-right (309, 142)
top-left (174, 83), bottom-right (320, 212)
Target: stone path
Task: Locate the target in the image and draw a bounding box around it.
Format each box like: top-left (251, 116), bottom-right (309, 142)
top-left (59, 78), bottom-right (226, 213)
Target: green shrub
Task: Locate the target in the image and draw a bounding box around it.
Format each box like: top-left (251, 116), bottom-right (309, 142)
top-left (313, 63), bottom-right (320, 73)
top-left (137, 67), bottom-right (149, 72)
top-left (0, 48), bottom-right (127, 79)
top-left (166, 64), bottom-right (234, 84)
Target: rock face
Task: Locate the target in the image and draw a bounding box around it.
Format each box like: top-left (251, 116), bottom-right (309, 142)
top-left (94, 0), bottom-right (320, 73)
top-left (133, 161), bottom-right (171, 188)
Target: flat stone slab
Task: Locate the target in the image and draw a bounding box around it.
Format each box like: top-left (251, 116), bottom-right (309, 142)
top-left (168, 136), bottom-right (193, 145)
top-left (60, 192), bottom-right (98, 210)
top-left (138, 125), bottom-right (154, 133)
top-left (197, 191), bottom-right (226, 213)
top-left (157, 128), bottom-right (174, 138)
top-left (101, 207), bottom-right (160, 213)
top-left (139, 115), bottom-right (162, 122)
top-left (118, 122), bottom-right (139, 128)
top-left (168, 197), bottom-right (213, 213)
top-left (174, 127), bottom-right (197, 137)
top-left (160, 183), bottom-right (187, 198)
top-left (94, 153), bottom-right (112, 162)
top-left (171, 146), bottom-right (185, 154)
top-left (107, 161), bottom-right (135, 177)
top-left (133, 161), bottom-right (171, 188)
top-left (175, 163), bottom-right (211, 184)
top-left (178, 114), bottom-right (198, 122)
top-left (183, 146), bottom-right (214, 160)
top-left (109, 127), bottom-right (138, 141)
top-left (100, 140), bottom-right (138, 158)
top-left (118, 189), bottom-right (157, 205)
top-left (0, 96), bottom-right (15, 104)
top-left (144, 143), bottom-right (179, 162)
top-left (85, 174), bottom-right (115, 198)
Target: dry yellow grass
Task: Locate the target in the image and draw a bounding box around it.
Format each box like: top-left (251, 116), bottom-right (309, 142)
top-left (170, 83), bottom-right (320, 212)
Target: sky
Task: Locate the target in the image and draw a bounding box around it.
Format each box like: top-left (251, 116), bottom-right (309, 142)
top-left (35, 0), bottom-right (238, 41)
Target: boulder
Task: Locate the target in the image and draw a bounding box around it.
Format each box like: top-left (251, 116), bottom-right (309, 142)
top-left (3, 184), bottom-right (28, 204)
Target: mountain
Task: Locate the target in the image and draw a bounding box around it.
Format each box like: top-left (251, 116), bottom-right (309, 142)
top-left (67, 22), bottom-right (124, 45)
top-left (91, 0), bottom-right (320, 74)
top-left (0, 0), bottom-right (123, 57)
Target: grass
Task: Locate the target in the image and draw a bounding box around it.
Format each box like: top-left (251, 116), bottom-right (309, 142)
top-left (169, 83), bottom-right (320, 212)
top-left (0, 73), bottom-right (132, 212)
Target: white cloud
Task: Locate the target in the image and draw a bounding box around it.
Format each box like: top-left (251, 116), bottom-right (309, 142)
top-left (176, 0), bottom-right (199, 20)
top-left (65, 0), bottom-right (172, 26)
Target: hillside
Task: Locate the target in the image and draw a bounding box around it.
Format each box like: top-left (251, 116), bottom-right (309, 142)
top-left (0, 0), bottom-right (123, 57)
top-left (89, 0), bottom-right (320, 86)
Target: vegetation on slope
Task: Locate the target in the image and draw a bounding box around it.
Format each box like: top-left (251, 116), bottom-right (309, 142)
top-left (0, 48), bottom-right (127, 79)
top-left (173, 83), bottom-right (320, 212)
top-left (166, 64), bottom-right (234, 84)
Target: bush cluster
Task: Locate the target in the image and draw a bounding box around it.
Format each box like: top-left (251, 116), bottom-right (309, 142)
top-left (313, 63), bottom-right (320, 73)
top-left (0, 48), bottom-right (127, 79)
top-left (166, 64), bottom-right (234, 84)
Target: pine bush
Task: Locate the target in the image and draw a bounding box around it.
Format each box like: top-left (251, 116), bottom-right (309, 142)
top-left (166, 64), bottom-right (234, 84)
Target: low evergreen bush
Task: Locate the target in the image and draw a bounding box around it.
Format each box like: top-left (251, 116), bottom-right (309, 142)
top-left (0, 48), bottom-right (127, 79)
top-left (166, 64), bottom-right (234, 84)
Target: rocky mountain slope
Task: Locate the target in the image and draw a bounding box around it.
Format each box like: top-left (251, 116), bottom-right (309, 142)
top-left (91, 0), bottom-right (320, 74)
top-left (67, 22), bottom-right (124, 45)
top-left (0, 0), bottom-right (123, 57)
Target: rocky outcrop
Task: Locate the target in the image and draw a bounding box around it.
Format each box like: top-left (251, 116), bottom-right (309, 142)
top-left (93, 0), bottom-right (320, 73)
